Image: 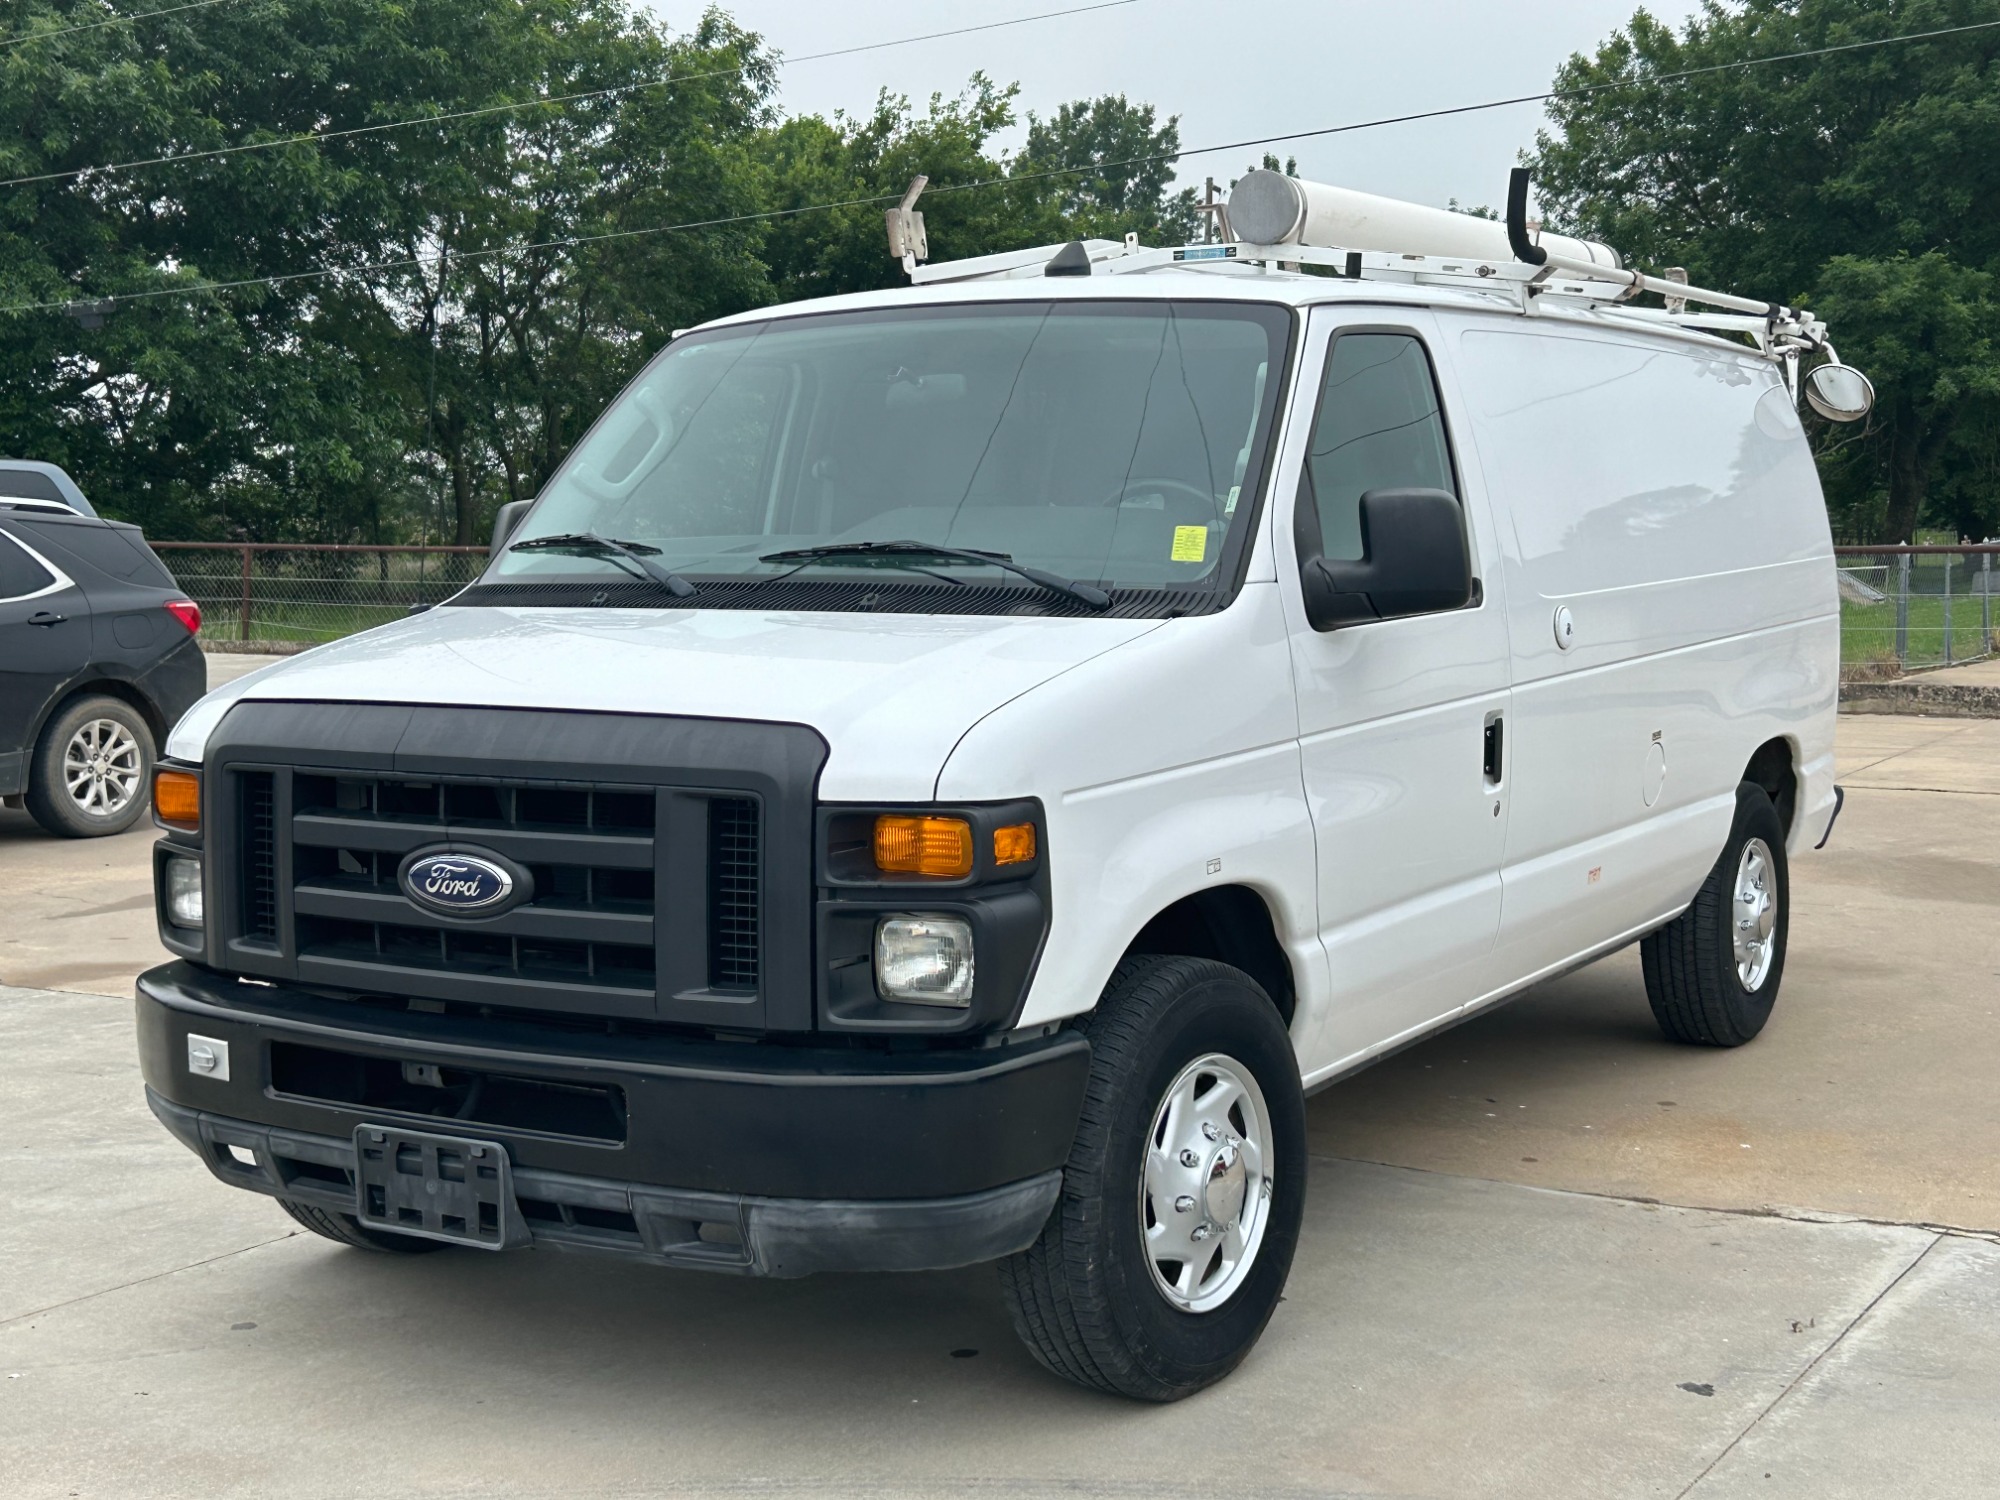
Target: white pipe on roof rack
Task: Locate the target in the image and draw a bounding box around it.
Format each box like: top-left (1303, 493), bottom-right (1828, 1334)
top-left (1227, 169), bottom-right (1621, 269)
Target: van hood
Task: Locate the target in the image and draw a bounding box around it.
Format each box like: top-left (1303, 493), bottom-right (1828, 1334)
top-left (169, 605), bottom-right (1163, 800)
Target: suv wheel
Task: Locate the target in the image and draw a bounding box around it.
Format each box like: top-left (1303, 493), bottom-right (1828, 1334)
top-left (1641, 782), bottom-right (1790, 1046)
top-left (999, 955), bottom-right (1306, 1401)
top-left (25, 695), bottom-right (155, 838)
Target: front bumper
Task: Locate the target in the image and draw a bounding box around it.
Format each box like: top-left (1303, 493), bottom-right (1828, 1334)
top-left (138, 962), bottom-right (1087, 1276)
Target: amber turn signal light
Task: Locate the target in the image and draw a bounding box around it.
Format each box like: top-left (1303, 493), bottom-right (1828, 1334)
top-left (873, 815), bottom-right (974, 877)
top-left (993, 823), bottom-right (1036, 865)
top-left (154, 768), bottom-right (200, 831)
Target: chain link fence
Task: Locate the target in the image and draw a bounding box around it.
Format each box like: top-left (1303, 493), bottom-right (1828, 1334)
top-left (1836, 545), bottom-right (2000, 676)
top-left (146, 541), bottom-right (2000, 672)
top-left (149, 543), bottom-right (488, 650)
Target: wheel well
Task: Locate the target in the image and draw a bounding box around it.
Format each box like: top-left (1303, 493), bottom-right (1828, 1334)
top-left (1123, 885), bottom-right (1295, 1026)
top-left (35, 679), bottom-right (166, 755)
top-left (1743, 737), bottom-right (1797, 836)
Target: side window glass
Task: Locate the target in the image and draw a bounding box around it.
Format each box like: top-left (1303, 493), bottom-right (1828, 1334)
top-left (0, 530), bottom-right (58, 601)
top-left (1302, 332), bottom-right (1456, 560)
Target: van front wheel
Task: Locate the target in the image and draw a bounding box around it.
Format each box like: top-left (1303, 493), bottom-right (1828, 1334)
top-left (1641, 782), bottom-right (1790, 1047)
top-left (998, 955), bottom-right (1306, 1401)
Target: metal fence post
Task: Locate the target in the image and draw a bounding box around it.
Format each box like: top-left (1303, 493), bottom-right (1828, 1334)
top-left (1943, 554), bottom-right (1953, 667)
top-left (1895, 551), bottom-right (1910, 664)
top-left (1984, 551), bottom-right (1993, 650)
top-left (239, 545), bottom-right (252, 643)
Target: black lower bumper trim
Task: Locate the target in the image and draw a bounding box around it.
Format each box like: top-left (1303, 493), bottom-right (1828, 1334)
top-left (150, 1090), bottom-right (1062, 1277)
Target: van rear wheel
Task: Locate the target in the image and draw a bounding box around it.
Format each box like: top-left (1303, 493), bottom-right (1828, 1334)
top-left (998, 955), bottom-right (1306, 1401)
top-left (1641, 782), bottom-right (1789, 1047)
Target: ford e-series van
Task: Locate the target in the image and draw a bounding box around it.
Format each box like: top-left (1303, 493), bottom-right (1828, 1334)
top-left (136, 174), bottom-right (1856, 1400)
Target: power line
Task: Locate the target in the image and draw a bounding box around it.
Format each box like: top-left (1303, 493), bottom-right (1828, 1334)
top-left (7, 13), bottom-right (1998, 318)
top-left (0, 0), bottom-right (1142, 190)
top-left (0, 0), bottom-right (249, 49)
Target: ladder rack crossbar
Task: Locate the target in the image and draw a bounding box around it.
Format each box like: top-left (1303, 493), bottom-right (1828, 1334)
top-left (901, 239), bottom-right (1825, 357)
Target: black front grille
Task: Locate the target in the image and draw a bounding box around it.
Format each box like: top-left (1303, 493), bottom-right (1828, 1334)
top-left (708, 797), bottom-right (760, 991)
top-left (240, 771), bottom-right (278, 941)
top-left (206, 703), bottom-right (821, 1031)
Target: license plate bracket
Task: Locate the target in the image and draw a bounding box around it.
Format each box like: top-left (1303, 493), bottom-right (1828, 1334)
top-left (353, 1125), bottom-right (528, 1249)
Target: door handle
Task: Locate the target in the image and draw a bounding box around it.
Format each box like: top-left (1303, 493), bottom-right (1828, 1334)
top-left (28, 610), bottom-right (67, 627)
top-left (1482, 714), bottom-right (1504, 785)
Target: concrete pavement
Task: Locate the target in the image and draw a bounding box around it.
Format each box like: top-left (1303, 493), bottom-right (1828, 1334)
top-left (1, 707), bottom-right (1996, 1496)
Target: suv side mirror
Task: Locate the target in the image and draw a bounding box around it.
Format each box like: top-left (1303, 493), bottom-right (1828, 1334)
top-left (489, 499), bottom-right (531, 558)
top-left (1297, 487), bottom-right (1472, 631)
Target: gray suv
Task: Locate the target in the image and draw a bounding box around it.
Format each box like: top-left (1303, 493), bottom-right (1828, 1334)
top-left (0, 462), bottom-right (205, 836)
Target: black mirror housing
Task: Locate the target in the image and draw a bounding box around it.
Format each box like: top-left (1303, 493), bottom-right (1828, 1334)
top-left (1298, 488), bottom-right (1472, 631)
top-left (489, 499), bottom-right (532, 558)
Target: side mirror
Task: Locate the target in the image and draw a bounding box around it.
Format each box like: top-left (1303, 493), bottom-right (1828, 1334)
top-left (489, 499), bottom-right (532, 558)
top-left (1298, 488), bottom-right (1472, 631)
top-left (1803, 363), bottom-right (1874, 424)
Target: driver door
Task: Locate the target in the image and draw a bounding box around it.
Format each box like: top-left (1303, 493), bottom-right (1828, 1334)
top-left (1278, 309), bottom-right (1514, 1076)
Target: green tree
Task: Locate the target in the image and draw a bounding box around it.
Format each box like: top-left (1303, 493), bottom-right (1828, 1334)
top-left (1530, 0), bottom-right (2000, 542)
top-left (1016, 94), bottom-right (1198, 243)
top-left (0, 0), bottom-right (779, 543)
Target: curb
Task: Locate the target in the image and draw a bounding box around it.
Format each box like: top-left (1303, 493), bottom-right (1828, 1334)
top-left (1840, 681), bottom-right (2000, 718)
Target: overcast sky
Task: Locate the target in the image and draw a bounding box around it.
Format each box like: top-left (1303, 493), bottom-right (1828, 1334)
top-left (643, 0), bottom-right (1702, 214)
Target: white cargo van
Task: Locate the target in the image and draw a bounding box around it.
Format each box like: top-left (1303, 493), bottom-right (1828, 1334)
top-left (140, 171), bottom-right (1862, 1400)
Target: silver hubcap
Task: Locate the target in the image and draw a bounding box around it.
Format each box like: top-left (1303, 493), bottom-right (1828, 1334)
top-left (64, 718), bottom-right (142, 818)
top-left (1140, 1053), bottom-right (1274, 1314)
top-left (1732, 836), bottom-right (1779, 991)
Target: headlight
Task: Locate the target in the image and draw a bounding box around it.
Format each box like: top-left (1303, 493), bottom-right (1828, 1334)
top-left (875, 915), bottom-right (975, 1006)
top-left (165, 855), bottom-right (204, 929)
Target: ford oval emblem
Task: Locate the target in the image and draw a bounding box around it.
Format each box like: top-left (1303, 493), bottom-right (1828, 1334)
top-left (399, 849), bottom-right (526, 917)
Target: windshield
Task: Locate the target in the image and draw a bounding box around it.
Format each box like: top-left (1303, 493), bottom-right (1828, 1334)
top-left (487, 300), bottom-right (1291, 611)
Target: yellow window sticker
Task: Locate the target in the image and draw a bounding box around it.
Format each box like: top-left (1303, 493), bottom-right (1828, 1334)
top-left (1170, 525), bottom-right (1208, 563)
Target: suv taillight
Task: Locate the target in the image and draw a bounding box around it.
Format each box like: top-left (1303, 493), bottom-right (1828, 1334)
top-left (164, 599), bottom-right (201, 635)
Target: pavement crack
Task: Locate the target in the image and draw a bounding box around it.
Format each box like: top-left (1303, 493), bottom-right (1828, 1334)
top-left (0, 1232), bottom-right (296, 1331)
top-left (1306, 1151), bottom-right (2000, 1241)
top-left (1671, 1231), bottom-right (1945, 1499)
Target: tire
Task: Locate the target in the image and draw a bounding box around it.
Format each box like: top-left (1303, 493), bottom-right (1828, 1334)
top-left (24, 694), bottom-right (156, 838)
top-left (278, 1198), bottom-right (450, 1254)
top-left (1641, 782), bottom-right (1790, 1047)
top-left (999, 955), bottom-right (1307, 1402)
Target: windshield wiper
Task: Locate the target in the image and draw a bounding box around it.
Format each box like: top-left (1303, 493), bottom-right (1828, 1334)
top-left (508, 532), bottom-right (697, 597)
top-left (756, 540), bottom-right (1112, 610)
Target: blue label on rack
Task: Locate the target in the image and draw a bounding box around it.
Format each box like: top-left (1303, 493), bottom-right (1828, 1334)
top-left (1174, 246), bottom-right (1236, 262)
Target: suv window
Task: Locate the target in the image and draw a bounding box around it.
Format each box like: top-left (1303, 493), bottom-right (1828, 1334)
top-left (0, 468), bottom-right (65, 504)
top-left (28, 518), bottom-right (155, 580)
top-left (1301, 332), bottom-right (1456, 561)
top-left (0, 528), bottom-right (59, 600)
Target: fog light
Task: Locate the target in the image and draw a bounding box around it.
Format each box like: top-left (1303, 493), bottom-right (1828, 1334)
top-left (875, 915), bottom-right (975, 1007)
top-left (165, 855), bottom-right (204, 928)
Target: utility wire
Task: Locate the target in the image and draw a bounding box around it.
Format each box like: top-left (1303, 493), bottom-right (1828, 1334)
top-left (7, 13), bottom-right (1999, 318)
top-left (0, 0), bottom-right (249, 49)
top-left (0, 0), bottom-right (1141, 190)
